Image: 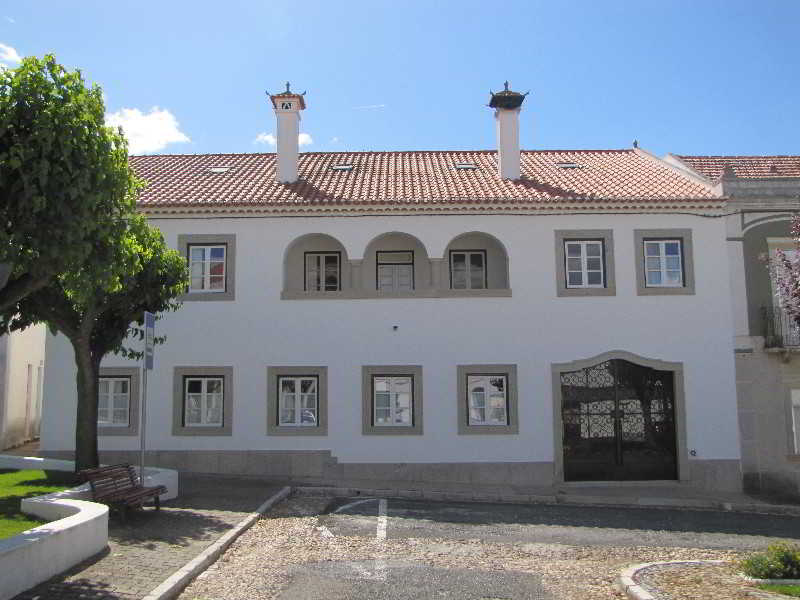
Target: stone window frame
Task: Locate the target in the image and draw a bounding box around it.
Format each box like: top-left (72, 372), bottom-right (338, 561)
top-left (362, 365), bottom-right (423, 435)
top-left (457, 364), bottom-right (519, 435)
top-left (634, 229), bottom-right (695, 296)
top-left (554, 230), bottom-right (616, 297)
top-left (177, 234), bottom-right (236, 301)
top-left (550, 350), bottom-right (689, 484)
top-left (98, 367), bottom-right (140, 437)
top-left (172, 366), bottom-right (233, 436)
top-left (266, 366), bottom-right (328, 436)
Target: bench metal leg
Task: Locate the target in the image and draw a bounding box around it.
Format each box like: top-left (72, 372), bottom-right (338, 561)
top-left (154, 495), bottom-right (161, 511)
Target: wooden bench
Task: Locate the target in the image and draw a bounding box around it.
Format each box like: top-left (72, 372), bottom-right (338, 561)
top-left (78, 464), bottom-right (167, 519)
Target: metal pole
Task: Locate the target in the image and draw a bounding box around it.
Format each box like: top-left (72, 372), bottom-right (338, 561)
top-left (139, 364), bottom-right (147, 484)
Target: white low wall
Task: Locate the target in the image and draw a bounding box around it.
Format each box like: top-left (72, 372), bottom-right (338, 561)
top-left (0, 455), bottom-right (179, 600)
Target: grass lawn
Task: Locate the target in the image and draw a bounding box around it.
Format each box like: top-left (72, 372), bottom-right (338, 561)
top-left (759, 584), bottom-right (800, 597)
top-left (0, 469), bottom-right (77, 540)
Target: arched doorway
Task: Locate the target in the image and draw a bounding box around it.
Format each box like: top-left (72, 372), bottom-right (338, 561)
top-left (556, 354), bottom-right (680, 481)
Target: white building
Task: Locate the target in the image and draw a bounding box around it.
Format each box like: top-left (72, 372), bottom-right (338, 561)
top-left (0, 325), bottom-right (46, 450)
top-left (39, 85), bottom-right (742, 492)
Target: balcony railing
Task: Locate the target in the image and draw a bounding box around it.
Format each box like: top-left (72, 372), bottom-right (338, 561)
top-left (763, 305), bottom-right (800, 348)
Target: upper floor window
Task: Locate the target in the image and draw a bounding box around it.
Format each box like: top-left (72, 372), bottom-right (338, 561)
top-left (450, 250), bottom-right (486, 290)
top-left (305, 252), bottom-right (340, 291)
top-left (634, 229), bottom-right (695, 296)
top-left (98, 377), bottom-right (130, 427)
top-left (189, 245), bottom-right (226, 293)
top-left (377, 251), bottom-right (414, 292)
top-left (644, 240), bottom-right (683, 287)
top-left (565, 240), bottom-right (605, 288)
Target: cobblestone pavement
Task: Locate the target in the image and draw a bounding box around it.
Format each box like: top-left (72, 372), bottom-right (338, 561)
top-left (12, 474), bottom-right (282, 600)
top-left (178, 495), bottom-right (751, 600)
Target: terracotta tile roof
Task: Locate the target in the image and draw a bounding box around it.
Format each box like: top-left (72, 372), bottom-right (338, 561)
top-left (129, 149), bottom-right (718, 212)
top-left (676, 155), bottom-right (800, 180)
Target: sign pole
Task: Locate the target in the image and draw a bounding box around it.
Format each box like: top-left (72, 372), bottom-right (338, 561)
top-left (140, 312), bottom-right (155, 483)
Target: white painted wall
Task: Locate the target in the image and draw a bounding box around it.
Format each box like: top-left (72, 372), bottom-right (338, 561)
top-left (0, 324), bottom-right (46, 450)
top-left (40, 213), bottom-right (740, 464)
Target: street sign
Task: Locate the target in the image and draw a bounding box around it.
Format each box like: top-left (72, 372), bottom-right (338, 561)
top-left (144, 311), bottom-right (155, 370)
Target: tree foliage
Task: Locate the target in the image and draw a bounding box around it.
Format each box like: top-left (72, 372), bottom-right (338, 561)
top-left (1, 213), bottom-right (188, 469)
top-left (0, 54), bottom-right (134, 311)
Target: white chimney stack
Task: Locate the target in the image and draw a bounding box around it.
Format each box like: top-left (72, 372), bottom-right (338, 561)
top-left (269, 82), bottom-right (306, 184)
top-left (489, 82), bottom-right (527, 180)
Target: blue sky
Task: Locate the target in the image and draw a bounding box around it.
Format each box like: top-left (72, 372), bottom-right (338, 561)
top-left (1, 1), bottom-right (797, 157)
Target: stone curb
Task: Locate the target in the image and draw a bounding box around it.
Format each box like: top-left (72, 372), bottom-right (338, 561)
top-left (617, 560), bottom-right (725, 600)
top-left (141, 485), bottom-right (291, 600)
top-left (292, 485), bottom-right (800, 516)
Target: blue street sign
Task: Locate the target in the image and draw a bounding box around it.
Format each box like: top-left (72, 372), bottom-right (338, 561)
top-left (144, 312), bottom-right (155, 370)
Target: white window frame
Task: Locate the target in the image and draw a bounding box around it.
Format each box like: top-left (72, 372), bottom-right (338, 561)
top-left (564, 240), bottom-right (605, 289)
top-left (644, 239), bottom-right (684, 288)
top-left (376, 251), bottom-right (414, 292)
top-left (277, 375), bottom-right (319, 427)
top-left (792, 390), bottom-right (800, 454)
top-left (449, 250), bottom-right (487, 290)
top-left (467, 374), bottom-right (509, 426)
top-left (305, 252), bottom-right (341, 292)
top-left (188, 244), bottom-right (227, 293)
top-left (372, 375), bottom-right (414, 427)
top-left (184, 377), bottom-right (224, 427)
top-left (98, 377), bottom-right (131, 427)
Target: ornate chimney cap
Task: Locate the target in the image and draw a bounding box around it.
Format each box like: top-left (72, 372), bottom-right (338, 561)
top-left (267, 81), bottom-right (307, 110)
top-left (489, 81), bottom-right (528, 109)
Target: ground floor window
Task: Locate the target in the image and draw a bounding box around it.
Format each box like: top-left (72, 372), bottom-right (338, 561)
top-left (362, 365), bottom-right (423, 435)
top-left (467, 374), bottom-right (508, 426)
top-left (278, 376), bottom-right (318, 426)
top-left (457, 364), bottom-right (518, 435)
top-left (98, 377), bottom-right (130, 427)
top-left (184, 377), bottom-right (224, 426)
top-left (373, 375), bottom-right (413, 426)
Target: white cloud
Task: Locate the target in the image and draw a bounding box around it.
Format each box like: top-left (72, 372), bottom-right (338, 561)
top-left (5, 17), bottom-right (15, 24)
top-left (330, 136), bottom-right (340, 144)
top-left (253, 132), bottom-right (313, 147)
top-left (254, 132), bottom-right (277, 145)
top-left (0, 42), bottom-right (21, 66)
top-left (105, 106), bottom-right (190, 154)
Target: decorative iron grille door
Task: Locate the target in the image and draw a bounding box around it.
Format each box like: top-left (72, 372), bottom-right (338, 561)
top-left (560, 359), bottom-right (677, 481)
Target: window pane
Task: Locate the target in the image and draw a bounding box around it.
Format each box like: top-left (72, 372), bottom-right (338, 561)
top-left (586, 243), bottom-right (602, 257)
top-left (586, 257), bottom-right (601, 271)
top-left (470, 388), bottom-right (486, 409)
top-left (113, 409), bottom-right (128, 425)
top-left (587, 271), bottom-right (602, 285)
top-left (666, 270), bottom-right (681, 284)
top-left (374, 378), bottom-right (389, 393)
top-left (209, 276), bottom-right (225, 289)
top-left (393, 377), bottom-right (411, 394)
top-left (115, 380), bottom-right (128, 394)
top-left (451, 254), bottom-right (467, 289)
top-left (645, 243), bottom-right (660, 256)
top-left (567, 258), bottom-right (581, 271)
top-left (209, 247), bottom-right (225, 260)
top-left (396, 265), bottom-right (413, 291)
top-left (301, 408), bottom-right (316, 424)
top-left (394, 394), bottom-right (411, 424)
top-left (280, 378), bottom-right (296, 394)
top-left (209, 262), bottom-right (225, 276)
top-left (567, 272), bottom-right (582, 286)
top-left (207, 379), bottom-right (223, 394)
top-left (470, 407), bottom-right (486, 423)
top-left (647, 271), bottom-right (662, 285)
top-left (187, 380), bottom-right (202, 394)
top-left (113, 394), bottom-right (129, 410)
top-left (375, 408), bottom-right (391, 424)
top-left (566, 243), bottom-right (582, 257)
top-left (324, 256), bottom-right (339, 290)
top-left (190, 276), bottom-right (205, 290)
top-left (300, 379), bottom-right (316, 394)
top-left (300, 394), bottom-right (316, 410)
top-left (488, 376), bottom-right (505, 392)
top-left (190, 247), bottom-right (205, 261)
top-left (379, 252), bottom-right (413, 264)
top-left (99, 380), bottom-right (109, 394)
top-left (665, 242), bottom-right (680, 255)
top-left (646, 257), bottom-right (661, 270)
top-left (98, 393), bottom-right (109, 412)
top-left (375, 391), bottom-right (391, 408)
top-left (666, 256), bottom-right (681, 270)
top-left (280, 409), bottom-right (295, 424)
top-left (377, 265), bottom-right (394, 290)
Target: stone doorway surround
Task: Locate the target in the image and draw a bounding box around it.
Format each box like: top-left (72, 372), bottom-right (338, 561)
top-left (550, 349), bottom-right (690, 485)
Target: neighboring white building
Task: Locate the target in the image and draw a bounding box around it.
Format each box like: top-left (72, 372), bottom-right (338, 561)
top-left (665, 154), bottom-right (800, 499)
top-left (39, 85), bottom-right (742, 492)
top-left (0, 325), bottom-right (46, 450)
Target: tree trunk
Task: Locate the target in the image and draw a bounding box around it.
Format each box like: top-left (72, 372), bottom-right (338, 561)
top-left (73, 339), bottom-right (101, 471)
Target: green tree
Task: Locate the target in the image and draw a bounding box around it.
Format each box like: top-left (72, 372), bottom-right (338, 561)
top-left (0, 54), bottom-right (133, 311)
top-left (1, 213), bottom-right (187, 470)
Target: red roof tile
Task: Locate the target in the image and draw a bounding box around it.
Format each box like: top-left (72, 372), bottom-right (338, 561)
top-left (129, 149), bottom-right (718, 211)
top-left (676, 155), bottom-right (800, 180)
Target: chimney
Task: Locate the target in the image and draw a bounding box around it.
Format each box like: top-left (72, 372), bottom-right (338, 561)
top-left (489, 82), bottom-right (527, 180)
top-left (268, 82), bottom-right (307, 183)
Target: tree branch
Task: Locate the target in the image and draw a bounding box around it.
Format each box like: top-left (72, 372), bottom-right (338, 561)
top-left (0, 272), bottom-right (50, 314)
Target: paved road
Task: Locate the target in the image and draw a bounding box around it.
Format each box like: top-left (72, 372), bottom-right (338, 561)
top-left (321, 497), bottom-right (800, 551)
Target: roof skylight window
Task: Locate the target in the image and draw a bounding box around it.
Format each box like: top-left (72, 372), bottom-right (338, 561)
top-left (454, 163), bottom-right (477, 170)
top-left (555, 162), bottom-right (583, 169)
top-left (331, 164), bottom-right (354, 172)
top-left (207, 166), bottom-right (231, 174)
